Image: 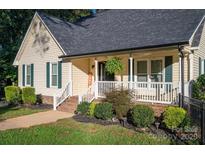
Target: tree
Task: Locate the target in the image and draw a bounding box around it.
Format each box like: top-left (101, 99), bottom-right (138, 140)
top-left (0, 9), bottom-right (91, 98)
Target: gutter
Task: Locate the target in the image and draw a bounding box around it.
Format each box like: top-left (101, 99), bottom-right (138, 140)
top-left (59, 41), bottom-right (189, 59)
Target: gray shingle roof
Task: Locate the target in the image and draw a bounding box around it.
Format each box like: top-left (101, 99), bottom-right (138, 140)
top-left (38, 10), bottom-right (205, 57)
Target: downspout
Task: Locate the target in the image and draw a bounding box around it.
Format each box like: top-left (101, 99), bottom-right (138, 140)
top-left (178, 45), bottom-right (185, 107)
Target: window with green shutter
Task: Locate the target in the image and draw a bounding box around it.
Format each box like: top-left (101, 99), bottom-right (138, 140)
top-left (31, 64), bottom-right (34, 87)
top-left (199, 57), bottom-right (202, 75)
top-left (58, 61), bottom-right (62, 89)
top-left (22, 64), bottom-right (25, 86)
top-left (46, 62), bottom-right (50, 88)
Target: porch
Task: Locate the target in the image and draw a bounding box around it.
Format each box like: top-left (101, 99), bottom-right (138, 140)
top-left (54, 47), bottom-right (190, 109)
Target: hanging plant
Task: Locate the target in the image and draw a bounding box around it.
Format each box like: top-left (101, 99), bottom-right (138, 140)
top-left (105, 57), bottom-right (123, 75)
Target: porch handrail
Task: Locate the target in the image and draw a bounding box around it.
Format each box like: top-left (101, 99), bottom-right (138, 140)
top-left (53, 82), bottom-right (71, 110)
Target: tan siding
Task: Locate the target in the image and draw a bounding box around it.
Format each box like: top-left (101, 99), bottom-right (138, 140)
top-left (72, 58), bottom-right (89, 96)
top-left (193, 23), bottom-right (205, 80)
top-left (17, 16), bottom-right (70, 96)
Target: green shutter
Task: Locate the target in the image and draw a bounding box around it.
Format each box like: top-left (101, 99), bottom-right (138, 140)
top-left (204, 60), bottom-right (205, 74)
top-left (199, 57), bottom-right (201, 75)
top-left (31, 64), bottom-right (34, 87)
top-left (58, 61), bottom-right (62, 89)
top-left (46, 62), bottom-right (50, 88)
top-left (22, 64), bottom-right (25, 86)
top-left (165, 56), bottom-right (173, 82)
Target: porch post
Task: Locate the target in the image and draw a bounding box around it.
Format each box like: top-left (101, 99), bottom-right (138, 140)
top-left (129, 56), bottom-right (133, 89)
top-left (178, 46), bottom-right (185, 107)
top-left (95, 59), bottom-right (98, 99)
top-left (189, 52), bottom-right (194, 80)
top-left (68, 61), bottom-right (73, 96)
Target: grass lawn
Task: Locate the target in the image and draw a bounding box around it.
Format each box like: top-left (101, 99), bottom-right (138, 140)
top-left (0, 118), bottom-right (173, 145)
top-left (0, 105), bottom-right (49, 121)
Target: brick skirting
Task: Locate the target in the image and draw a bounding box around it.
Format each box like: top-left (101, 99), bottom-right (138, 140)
top-left (42, 95), bottom-right (53, 104)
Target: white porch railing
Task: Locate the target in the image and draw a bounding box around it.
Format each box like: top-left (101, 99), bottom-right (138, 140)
top-left (53, 82), bottom-right (71, 110)
top-left (96, 81), bottom-right (179, 104)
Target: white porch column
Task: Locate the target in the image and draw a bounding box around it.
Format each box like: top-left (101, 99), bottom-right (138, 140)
top-left (189, 53), bottom-right (194, 80)
top-left (95, 59), bottom-right (98, 98)
top-left (129, 57), bottom-right (133, 89)
top-left (68, 62), bottom-right (73, 96)
top-left (179, 56), bottom-right (182, 93)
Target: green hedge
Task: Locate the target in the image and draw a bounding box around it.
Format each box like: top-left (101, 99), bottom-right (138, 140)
top-left (4, 86), bottom-right (21, 104)
top-left (94, 103), bottom-right (113, 120)
top-left (130, 105), bottom-right (155, 128)
top-left (76, 101), bottom-right (90, 115)
top-left (163, 106), bottom-right (187, 130)
top-left (22, 87), bottom-right (36, 104)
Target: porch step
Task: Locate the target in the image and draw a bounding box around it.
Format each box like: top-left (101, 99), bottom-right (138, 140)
top-left (57, 96), bottom-right (78, 113)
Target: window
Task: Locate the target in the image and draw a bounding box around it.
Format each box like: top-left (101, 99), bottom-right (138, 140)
top-left (26, 65), bottom-right (31, 85)
top-left (151, 60), bottom-right (163, 82)
top-left (137, 61), bottom-right (147, 82)
top-left (51, 63), bottom-right (58, 87)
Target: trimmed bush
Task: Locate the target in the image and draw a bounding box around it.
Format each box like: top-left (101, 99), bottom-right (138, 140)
top-left (163, 106), bottom-right (187, 130)
top-left (192, 74), bottom-right (205, 101)
top-left (130, 105), bottom-right (155, 128)
top-left (105, 89), bottom-right (133, 119)
top-left (94, 103), bottom-right (113, 120)
top-left (22, 87), bottom-right (37, 104)
top-left (76, 101), bottom-right (89, 115)
top-left (87, 102), bottom-right (97, 117)
top-left (4, 86), bottom-right (21, 104)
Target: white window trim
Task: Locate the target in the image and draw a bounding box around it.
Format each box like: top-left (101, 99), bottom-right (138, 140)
top-left (50, 62), bottom-right (58, 88)
top-left (134, 57), bottom-right (165, 83)
top-left (25, 64), bottom-right (31, 86)
top-left (135, 59), bottom-right (149, 82)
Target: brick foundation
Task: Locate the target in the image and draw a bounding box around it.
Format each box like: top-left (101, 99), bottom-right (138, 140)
top-left (41, 95), bottom-right (53, 104)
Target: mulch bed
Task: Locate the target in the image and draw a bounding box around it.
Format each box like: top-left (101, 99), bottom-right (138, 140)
top-left (73, 114), bottom-right (189, 144)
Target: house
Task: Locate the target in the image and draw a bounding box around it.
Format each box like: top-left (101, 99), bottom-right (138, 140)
top-left (13, 10), bottom-right (205, 111)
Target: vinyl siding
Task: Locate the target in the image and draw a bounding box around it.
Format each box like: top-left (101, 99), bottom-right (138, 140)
top-left (193, 23), bottom-right (205, 80)
top-left (17, 16), bottom-right (70, 96)
top-left (72, 58), bottom-right (89, 96)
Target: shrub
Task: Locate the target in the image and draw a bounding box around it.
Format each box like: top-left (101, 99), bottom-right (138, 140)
top-left (87, 102), bottom-right (97, 117)
top-left (163, 106), bottom-right (187, 130)
top-left (192, 74), bottom-right (205, 101)
top-left (105, 89), bottom-right (133, 119)
top-left (22, 87), bottom-right (37, 104)
top-left (76, 101), bottom-right (89, 115)
top-left (130, 105), bottom-right (155, 128)
top-left (94, 103), bottom-right (113, 120)
top-left (4, 86), bottom-right (21, 104)
top-left (180, 114), bottom-right (192, 130)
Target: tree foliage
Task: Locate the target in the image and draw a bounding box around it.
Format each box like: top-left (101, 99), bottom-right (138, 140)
top-left (0, 9), bottom-right (91, 98)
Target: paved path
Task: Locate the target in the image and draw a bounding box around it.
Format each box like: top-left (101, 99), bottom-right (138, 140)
top-left (0, 110), bottom-right (73, 131)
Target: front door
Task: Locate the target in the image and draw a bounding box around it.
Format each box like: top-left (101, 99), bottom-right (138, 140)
top-left (98, 62), bottom-right (115, 81)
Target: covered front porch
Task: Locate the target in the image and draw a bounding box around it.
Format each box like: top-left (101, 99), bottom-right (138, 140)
top-left (76, 47), bottom-right (189, 104)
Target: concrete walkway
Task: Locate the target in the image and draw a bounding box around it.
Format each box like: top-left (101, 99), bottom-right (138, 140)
top-left (0, 110), bottom-right (73, 131)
